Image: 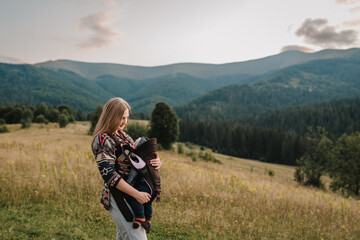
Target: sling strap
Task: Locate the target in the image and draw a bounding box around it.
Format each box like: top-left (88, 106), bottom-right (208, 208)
top-left (108, 135), bottom-right (134, 222)
top-left (109, 186), bottom-right (134, 222)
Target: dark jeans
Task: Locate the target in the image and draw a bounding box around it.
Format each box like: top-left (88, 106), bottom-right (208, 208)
top-left (127, 180), bottom-right (154, 220)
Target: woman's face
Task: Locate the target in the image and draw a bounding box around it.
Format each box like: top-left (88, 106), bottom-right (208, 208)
top-left (117, 108), bottom-right (129, 131)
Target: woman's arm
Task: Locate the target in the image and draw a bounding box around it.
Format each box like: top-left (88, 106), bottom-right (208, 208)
top-left (115, 178), bottom-right (151, 204)
top-left (92, 135), bottom-right (123, 188)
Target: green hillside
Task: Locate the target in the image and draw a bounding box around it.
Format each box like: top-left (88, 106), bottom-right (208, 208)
top-left (0, 64), bottom-right (110, 112)
top-left (0, 63), bottom-right (255, 113)
top-left (175, 55), bottom-right (360, 121)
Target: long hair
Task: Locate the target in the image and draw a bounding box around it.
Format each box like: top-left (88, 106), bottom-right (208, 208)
top-left (92, 97), bottom-right (131, 140)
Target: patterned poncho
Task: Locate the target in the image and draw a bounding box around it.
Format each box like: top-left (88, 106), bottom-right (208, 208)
top-left (92, 130), bottom-right (136, 210)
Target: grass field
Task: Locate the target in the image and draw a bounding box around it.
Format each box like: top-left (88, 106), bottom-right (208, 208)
top-left (0, 122), bottom-right (359, 239)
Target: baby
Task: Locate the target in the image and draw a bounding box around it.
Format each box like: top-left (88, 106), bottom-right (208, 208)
top-left (125, 137), bottom-right (161, 233)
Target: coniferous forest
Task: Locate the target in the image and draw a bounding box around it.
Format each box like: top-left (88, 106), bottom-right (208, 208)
top-left (179, 96), bottom-right (360, 166)
top-left (179, 119), bottom-right (305, 165)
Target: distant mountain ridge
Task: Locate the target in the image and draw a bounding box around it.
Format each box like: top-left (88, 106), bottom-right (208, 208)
top-left (35, 48), bottom-right (360, 80)
top-left (1, 48), bottom-right (360, 114)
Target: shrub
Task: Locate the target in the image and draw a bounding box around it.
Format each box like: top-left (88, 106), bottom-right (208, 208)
top-left (186, 151), bottom-right (198, 162)
top-left (58, 114), bottom-right (69, 128)
top-left (0, 125), bottom-right (9, 133)
top-left (199, 150), bottom-right (222, 164)
top-left (185, 142), bottom-right (194, 149)
top-left (20, 118), bottom-right (31, 129)
top-left (45, 108), bottom-right (60, 122)
top-left (294, 167), bottom-right (304, 183)
top-left (266, 168), bottom-right (275, 177)
top-left (177, 143), bottom-right (184, 154)
top-left (35, 114), bottom-right (48, 124)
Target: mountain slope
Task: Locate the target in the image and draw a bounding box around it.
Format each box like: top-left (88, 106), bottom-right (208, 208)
top-left (0, 64), bottom-right (110, 111)
top-left (175, 54), bottom-right (360, 121)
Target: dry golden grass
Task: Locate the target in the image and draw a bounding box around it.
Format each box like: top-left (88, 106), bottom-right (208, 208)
top-left (0, 122), bottom-right (359, 239)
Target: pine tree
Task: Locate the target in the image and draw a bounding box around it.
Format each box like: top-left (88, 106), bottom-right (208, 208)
top-left (149, 102), bottom-right (179, 149)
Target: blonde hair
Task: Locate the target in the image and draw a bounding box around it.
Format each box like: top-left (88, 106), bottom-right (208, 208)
top-left (92, 97), bottom-right (131, 139)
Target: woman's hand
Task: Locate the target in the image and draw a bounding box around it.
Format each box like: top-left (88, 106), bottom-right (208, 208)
top-left (150, 153), bottom-right (162, 169)
top-left (116, 179), bottom-right (150, 204)
top-left (135, 191), bottom-right (151, 204)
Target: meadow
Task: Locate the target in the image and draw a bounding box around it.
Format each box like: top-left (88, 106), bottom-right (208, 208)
top-left (0, 122), bottom-right (359, 239)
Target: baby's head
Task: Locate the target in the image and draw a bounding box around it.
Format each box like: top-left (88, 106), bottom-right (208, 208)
top-left (135, 137), bottom-right (147, 148)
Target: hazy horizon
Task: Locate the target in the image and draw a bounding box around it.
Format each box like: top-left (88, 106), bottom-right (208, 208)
top-left (1, 0), bottom-right (360, 66)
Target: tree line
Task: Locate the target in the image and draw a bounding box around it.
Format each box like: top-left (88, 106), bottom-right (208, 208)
top-left (0, 103), bottom-right (150, 131)
top-left (179, 119), bottom-right (305, 165)
top-left (237, 97), bottom-right (360, 140)
top-left (0, 103), bottom-right (87, 129)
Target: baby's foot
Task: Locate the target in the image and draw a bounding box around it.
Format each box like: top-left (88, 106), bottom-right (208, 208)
top-left (142, 219), bottom-right (151, 233)
top-left (133, 217), bottom-right (145, 229)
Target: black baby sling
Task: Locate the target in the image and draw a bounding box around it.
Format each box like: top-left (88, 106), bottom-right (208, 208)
top-left (110, 137), bottom-right (161, 222)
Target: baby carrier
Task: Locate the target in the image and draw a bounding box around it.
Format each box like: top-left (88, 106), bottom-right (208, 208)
top-left (109, 137), bottom-right (161, 222)
top-left (116, 138), bottom-right (161, 202)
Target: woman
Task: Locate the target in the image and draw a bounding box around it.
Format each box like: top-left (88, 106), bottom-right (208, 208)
top-left (91, 97), bottom-right (162, 240)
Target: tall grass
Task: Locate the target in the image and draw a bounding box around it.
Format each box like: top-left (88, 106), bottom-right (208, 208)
top-left (0, 123), bottom-right (359, 239)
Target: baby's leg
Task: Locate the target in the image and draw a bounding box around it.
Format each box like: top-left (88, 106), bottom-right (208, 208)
top-left (144, 201), bottom-right (153, 221)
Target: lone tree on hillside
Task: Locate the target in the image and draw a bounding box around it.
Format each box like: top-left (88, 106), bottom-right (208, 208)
top-left (294, 127), bottom-right (333, 188)
top-left (149, 102), bottom-right (179, 150)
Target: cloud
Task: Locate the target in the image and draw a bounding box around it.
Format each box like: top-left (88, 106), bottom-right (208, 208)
top-left (78, 10), bottom-right (119, 49)
top-left (296, 18), bottom-right (359, 48)
top-left (335, 0), bottom-right (360, 4)
top-left (342, 17), bottom-right (360, 27)
top-left (280, 45), bottom-right (314, 53)
top-left (77, 0), bottom-right (121, 50)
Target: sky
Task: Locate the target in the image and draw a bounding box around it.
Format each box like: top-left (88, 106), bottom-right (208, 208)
top-left (0, 0), bottom-right (360, 66)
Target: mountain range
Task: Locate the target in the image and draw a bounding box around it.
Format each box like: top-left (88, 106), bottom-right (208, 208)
top-left (1, 48), bottom-right (360, 116)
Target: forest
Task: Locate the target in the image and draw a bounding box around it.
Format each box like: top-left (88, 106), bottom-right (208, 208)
top-left (179, 96), bottom-right (360, 165)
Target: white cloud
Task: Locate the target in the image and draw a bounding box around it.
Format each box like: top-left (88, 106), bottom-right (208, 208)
top-left (77, 0), bottom-right (121, 49)
top-left (78, 10), bottom-right (119, 49)
top-left (296, 18), bottom-right (359, 48)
